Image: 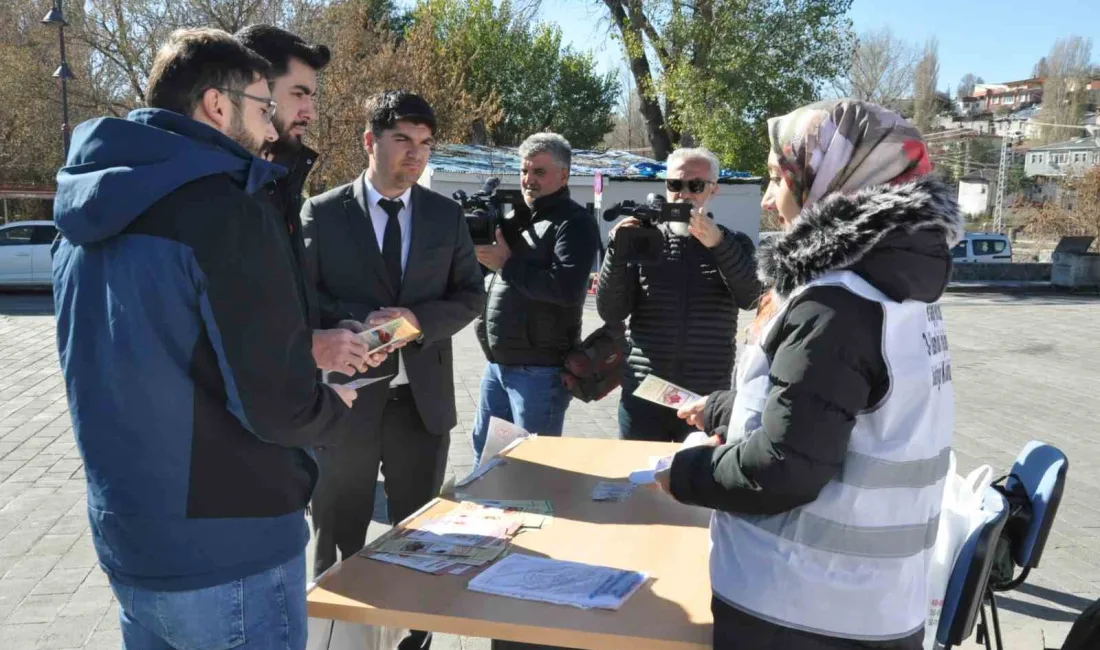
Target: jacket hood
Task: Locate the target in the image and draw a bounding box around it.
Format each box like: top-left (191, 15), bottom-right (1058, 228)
top-left (758, 177), bottom-right (963, 302)
top-left (54, 108), bottom-right (286, 245)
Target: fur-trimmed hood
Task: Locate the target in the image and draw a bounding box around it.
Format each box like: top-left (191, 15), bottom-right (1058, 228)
top-left (758, 177), bottom-right (963, 302)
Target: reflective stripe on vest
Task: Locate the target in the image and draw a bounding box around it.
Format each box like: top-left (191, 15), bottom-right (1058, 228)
top-left (710, 270), bottom-right (954, 641)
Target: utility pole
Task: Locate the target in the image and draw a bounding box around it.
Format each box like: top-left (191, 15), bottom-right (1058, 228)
top-left (993, 132), bottom-right (1009, 233)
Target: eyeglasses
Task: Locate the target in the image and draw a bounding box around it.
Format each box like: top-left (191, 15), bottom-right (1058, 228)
top-left (666, 178), bottom-right (714, 194)
top-left (214, 88), bottom-right (278, 124)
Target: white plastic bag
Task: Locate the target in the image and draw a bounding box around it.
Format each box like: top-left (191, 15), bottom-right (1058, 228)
top-left (923, 452), bottom-right (995, 650)
top-left (306, 617), bottom-right (409, 650)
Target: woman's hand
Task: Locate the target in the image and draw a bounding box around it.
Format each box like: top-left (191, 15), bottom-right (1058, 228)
top-left (677, 398), bottom-right (707, 429)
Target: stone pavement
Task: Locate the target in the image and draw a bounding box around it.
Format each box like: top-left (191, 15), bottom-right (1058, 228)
top-left (2, 290), bottom-right (1100, 649)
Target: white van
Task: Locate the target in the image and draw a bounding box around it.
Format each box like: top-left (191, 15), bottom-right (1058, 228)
top-left (952, 232), bottom-right (1012, 263)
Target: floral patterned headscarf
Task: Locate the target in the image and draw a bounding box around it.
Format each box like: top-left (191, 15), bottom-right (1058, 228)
top-left (767, 99), bottom-right (933, 210)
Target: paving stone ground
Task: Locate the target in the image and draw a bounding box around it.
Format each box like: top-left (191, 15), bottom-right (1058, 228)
top-left (2, 290), bottom-right (1099, 649)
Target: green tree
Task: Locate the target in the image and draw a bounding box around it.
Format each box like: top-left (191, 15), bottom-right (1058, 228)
top-left (411, 0), bottom-right (619, 147)
top-left (602, 0), bottom-right (853, 171)
top-left (544, 49), bottom-right (619, 148)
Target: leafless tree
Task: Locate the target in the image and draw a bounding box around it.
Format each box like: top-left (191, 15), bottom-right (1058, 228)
top-left (602, 69), bottom-right (650, 151)
top-left (957, 73), bottom-right (983, 98)
top-left (834, 28), bottom-right (917, 110)
top-left (1033, 56), bottom-right (1050, 79)
top-left (1038, 36), bottom-right (1094, 144)
top-left (912, 38), bottom-right (940, 132)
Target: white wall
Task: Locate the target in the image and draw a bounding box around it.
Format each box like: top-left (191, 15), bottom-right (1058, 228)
top-left (419, 167), bottom-right (763, 244)
top-left (594, 178), bottom-right (763, 245)
top-left (958, 180), bottom-right (991, 216)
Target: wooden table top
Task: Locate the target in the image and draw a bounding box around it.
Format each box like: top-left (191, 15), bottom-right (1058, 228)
top-left (307, 436), bottom-right (713, 650)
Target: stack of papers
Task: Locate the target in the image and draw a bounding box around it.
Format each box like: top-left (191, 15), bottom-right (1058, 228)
top-left (363, 502), bottom-right (537, 575)
top-left (454, 498), bottom-right (554, 529)
top-left (369, 553), bottom-right (476, 576)
top-left (467, 554), bottom-right (648, 610)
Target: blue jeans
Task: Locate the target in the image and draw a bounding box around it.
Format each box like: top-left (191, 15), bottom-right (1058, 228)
top-left (471, 362), bottom-right (572, 461)
top-left (108, 552), bottom-right (307, 650)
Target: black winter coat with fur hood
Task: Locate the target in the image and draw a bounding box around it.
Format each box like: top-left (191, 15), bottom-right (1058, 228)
top-left (670, 177), bottom-right (962, 650)
top-left (671, 176), bottom-right (962, 517)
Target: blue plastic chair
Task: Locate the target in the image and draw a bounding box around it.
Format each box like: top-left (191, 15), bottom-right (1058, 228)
top-left (936, 487), bottom-right (1009, 650)
top-left (973, 441), bottom-right (1070, 649)
top-left (995, 440), bottom-right (1069, 588)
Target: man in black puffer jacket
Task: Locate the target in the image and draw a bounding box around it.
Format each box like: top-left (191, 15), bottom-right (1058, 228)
top-left (471, 132), bottom-right (601, 460)
top-left (597, 148), bottom-right (760, 442)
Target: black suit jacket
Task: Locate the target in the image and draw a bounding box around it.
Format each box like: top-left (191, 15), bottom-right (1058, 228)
top-left (300, 174), bottom-right (484, 436)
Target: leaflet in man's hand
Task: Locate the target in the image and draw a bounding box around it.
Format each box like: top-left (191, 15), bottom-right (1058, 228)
top-left (358, 316), bottom-right (420, 354)
top-left (632, 375), bottom-right (702, 410)
top-left (334, 375), bottom-right (393, 391)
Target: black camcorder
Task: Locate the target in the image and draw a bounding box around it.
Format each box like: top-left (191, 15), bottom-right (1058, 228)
top-left (452, 178), bottom-right (529, 245)
top-left (602, 194), bottom-right (693, 264)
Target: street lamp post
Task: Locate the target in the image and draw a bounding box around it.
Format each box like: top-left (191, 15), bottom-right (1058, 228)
top-left (42, 1), bottom-right (75, 161)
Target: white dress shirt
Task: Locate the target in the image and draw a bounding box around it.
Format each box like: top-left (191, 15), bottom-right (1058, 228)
top-left (363, 176), bottom-right (413, 386)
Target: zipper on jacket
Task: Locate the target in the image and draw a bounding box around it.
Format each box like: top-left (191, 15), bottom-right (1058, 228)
top-left (483, 271), bottom-right (498, 363)
top-left (674, 239), bottom-right (689, 386)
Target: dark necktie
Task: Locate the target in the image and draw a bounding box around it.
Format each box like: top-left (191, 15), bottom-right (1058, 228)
top-left (379, 198), bottom-right (404, 292)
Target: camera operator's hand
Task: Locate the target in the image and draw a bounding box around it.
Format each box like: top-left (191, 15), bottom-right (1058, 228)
top-left (688, 207), bottom-right (723, 248)
top-left (475, 228), bottom-right (512, 271)
top-left (609, 217), bottom-right (641, 242)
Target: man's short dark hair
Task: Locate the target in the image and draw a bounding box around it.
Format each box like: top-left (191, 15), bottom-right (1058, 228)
top-left (146, 28), bottom-right (270, 117)
top-left (235, 24), bottom-right (331, 78)
top-left (364, 91), bottom-right (437, 137)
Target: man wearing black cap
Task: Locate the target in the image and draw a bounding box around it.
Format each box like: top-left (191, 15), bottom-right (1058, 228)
top-left (301, 93), bottom-right (483, 647)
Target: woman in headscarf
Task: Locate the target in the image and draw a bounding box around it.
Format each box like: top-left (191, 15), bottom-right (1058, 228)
top-left (660, 99), bottom-right (963, 649)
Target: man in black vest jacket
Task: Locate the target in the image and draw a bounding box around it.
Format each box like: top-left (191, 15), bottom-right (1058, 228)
top-left (471, 132), bottom-right (601, 460)
top-left (237, 24), bottom-right (371, 378)
top-left (597, 147), bottom-right (760, 442)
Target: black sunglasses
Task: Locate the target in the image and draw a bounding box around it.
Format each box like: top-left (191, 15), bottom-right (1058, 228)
top-left (666, 179), bottom-right (713, 193)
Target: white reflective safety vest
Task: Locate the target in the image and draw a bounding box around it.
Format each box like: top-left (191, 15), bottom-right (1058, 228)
top-left (711, 270), bottom-right (954, 641)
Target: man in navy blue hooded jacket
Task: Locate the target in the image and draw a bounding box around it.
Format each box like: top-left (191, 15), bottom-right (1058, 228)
top-left (51, 28), bottom-right (372, 650)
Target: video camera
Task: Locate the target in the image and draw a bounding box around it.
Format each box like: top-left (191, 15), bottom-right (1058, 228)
top-left (602, 194), bottom-right (693, 264)
top-left (452, 178), bottom-right (530, 245)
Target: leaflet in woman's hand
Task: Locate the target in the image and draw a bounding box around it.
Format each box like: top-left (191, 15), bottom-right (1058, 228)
top-left (632, 375), bottom-right (702, 410)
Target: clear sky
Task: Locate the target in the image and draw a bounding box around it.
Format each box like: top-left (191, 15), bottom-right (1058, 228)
top-left (543, 0), bottom-right (1099, 95)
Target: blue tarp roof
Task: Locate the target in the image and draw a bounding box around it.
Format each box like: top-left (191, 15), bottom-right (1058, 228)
top-left (427, 144), bottom-right (755, 180)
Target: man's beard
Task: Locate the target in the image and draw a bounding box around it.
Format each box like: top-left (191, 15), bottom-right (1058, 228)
top-left (263, 115), bottom-right (305, 160)
top-left (228, 110), bottom-right (263, 157)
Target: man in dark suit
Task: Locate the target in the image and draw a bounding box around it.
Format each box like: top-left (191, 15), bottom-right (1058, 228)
top-left (300, 92), bottom-right (483, 597)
